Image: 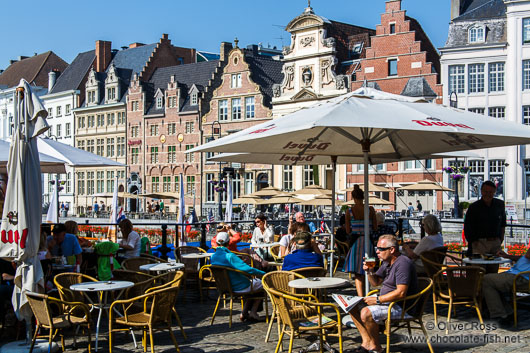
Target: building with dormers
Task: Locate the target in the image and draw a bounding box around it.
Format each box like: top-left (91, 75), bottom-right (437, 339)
top-left (73, 34), bottom-right (196, 215)
top-left (201, 42), bottom-right (283, 217)
top-left (270, 5), bottom-right (375, 196)
top-left (440, 0), bottom-right (530, 214)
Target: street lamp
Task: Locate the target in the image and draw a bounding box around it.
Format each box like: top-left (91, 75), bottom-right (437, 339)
top-left (211, 121), bottom-right (222, 219)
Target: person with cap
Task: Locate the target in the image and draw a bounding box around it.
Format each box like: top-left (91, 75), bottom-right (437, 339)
top-left (47, 223), bottom-right (83, 266)
top-left (282, 231), bottom-right (324, 271)
top-left (211, 231), bottom-right (266, 322)
top-left (211, 223), bottom-right (241, 252)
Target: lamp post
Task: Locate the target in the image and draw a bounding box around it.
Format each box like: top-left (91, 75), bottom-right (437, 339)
top-left (211, 121), bottom-right (222, 219)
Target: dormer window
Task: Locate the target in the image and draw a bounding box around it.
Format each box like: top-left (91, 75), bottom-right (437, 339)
top-left (191, 92), bottom-right (198, 106)
top-left (390, 23), bottom-right (396, 34)
top-left (107, 87), bottom-right (116, 100)
top-left (156, 96), bottom-right (163, 109)
top-left (87, 90), bottom-right (97, 104)
top-left (469, 25), bottom-right (485, 44)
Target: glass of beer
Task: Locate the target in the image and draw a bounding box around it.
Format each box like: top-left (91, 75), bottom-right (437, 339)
top-left (365, 257), bottom-right (376, 269)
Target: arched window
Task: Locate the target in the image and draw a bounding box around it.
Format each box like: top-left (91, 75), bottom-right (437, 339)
top-left (469, 25), bottom-right (485, 43)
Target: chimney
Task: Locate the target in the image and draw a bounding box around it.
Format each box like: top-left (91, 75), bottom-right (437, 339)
top-left (451, 0), bottom-right (472, 20)
top-left (9, 60), bottom-right (17, 65)
top-left (95, 40), bottom-right (112, 72)
top-left (220, 42), bottom-right (233, 62)
top-left (129, 43), bottom-right (145, 49)
top-left (48, 71), bottom-right (57, 93)
top-left (385, 0), bottom-right (401, 13)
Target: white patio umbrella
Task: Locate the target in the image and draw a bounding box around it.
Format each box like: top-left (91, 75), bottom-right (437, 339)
top-left (224, 175), bottom-right (233, 222)
top-left (176, 174), bottom-right (186, 246)
top-left (0, 80), bottom-right (48, 341)
top-left (195, 87), bottom-right (530, 282)
top-left (0, 139), bottom-right (65, 174)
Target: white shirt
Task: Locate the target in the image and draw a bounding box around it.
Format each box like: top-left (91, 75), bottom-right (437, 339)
top-left (251, 227), bottom-right (274, 245)
top-left (120, 231), bottom-right (141, 258)
top-left (413, 233), bottom-right (444, 256)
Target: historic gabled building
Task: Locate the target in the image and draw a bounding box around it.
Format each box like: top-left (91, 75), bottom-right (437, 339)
top-left (346, 0), bottom-right (445, 212)
top-left (440, 0), bottom-right (530, 214)
top-left (201, 42), bottom-right (283, 217)
top-left (73, 34), bottom-right (196, 215)
top-left (270, 4), bottom-right (375, 196)
top-left (127, 57), bottom-right (220, 213)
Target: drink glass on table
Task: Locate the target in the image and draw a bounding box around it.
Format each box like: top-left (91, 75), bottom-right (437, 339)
top-left (365, 257), bottom-right (376, 269)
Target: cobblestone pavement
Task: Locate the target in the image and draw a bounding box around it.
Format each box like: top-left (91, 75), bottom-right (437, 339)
top-left (1, 273), bottom-right (529, 353)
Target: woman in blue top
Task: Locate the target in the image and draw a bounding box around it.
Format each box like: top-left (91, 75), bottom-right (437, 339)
top-left (343, 185), bottom-right (378, 296)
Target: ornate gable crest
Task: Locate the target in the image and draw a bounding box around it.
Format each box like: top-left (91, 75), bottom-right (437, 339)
top-left (291, 88), bottom-right (318, 101)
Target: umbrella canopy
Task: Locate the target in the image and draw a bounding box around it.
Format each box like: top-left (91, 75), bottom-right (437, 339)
top-left (257, 193), bottom-right (304, 205)
top-left (0, 80), bottom-right (48, 322)
top-left (142, 192), bottom-right (180, 200)
top-left (343, 194), bottom-right (394, 206)
top-left (232, 195), bottom-right (262, 205)
top-left (343, 182), bottom-right (392, 193)
top-left (294, 184), bottom-right (332, 196)
top-left (299, 194), bottom-right (338, 206)
top-left (90, 192), bottom-right (143, 198)
top-left (0, 139), bottom-right (65, 173)
top-left (398, 179), bottom-right (453, 192)
top-left (250, 186), bottom-right (282, 197)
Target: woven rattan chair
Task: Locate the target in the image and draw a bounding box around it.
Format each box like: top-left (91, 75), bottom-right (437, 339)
top-left (109, 283), bottom-right (182, 353)
top-left (513, 270), bottom-right (530, 327)
top-left (269, 244), bottom-right (281, 261)
top-left (262, 271), bottom-right (317, 343)
top-left (53, 272), bottom-right (98, 304)
top-left (264, 284), bottom-right (342, 353)
top-left (291, 267), bottom-right (327, 278)
top-left (209, 265), bottom-right (268, 328)
top-left (368, 278), bottom-right (434, 353)
top-left (112, 269), bottom-right (154, 283)
top-left (175, 246), bottom-right (207, 298)
top-left (199, 265), bottom-right (217, 302)
top-left (26, 291), bottom-right (92, 353)
top-left (333, 239), bottom-right (350, 275)
top-left (121, 257), bottom-right (158, 272)
top-left (433, 266), bottom-right (485, 332)
top-left (140, 253), bottom-right (167, 263)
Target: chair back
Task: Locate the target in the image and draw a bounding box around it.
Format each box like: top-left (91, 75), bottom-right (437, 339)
top-left (175, 246), bottom-right (206, 274)
top-left (54, 272), bottom-right (98, 303)
top-left (292, 267), bottom-right (327, 278)
top-left (262, 271), bottom-right (305, 295)
top-left (262, 285), bottom-right (297, 328)
top-left (401, 277), bottom-right (433, 319)
top-left (269, 244), bottom-right (281, 261)
top-left (112, 269), bottom-right (153, 283)
top-left (146, 271), bottom-right (184, 293)
top-left (26, 292), bottom-right (53, 328)
top-left (420, 248), bottom-right (447, 278)
top-left (140, 253), bottom-right (166, 262)
top-left (233, 251), bottom-right (254, 268)
top-left (445, 266), bottom-right (484, 299)
top-left (209, 265), bottom-right (234, 296)
top-left (150, 285), bottom-right (180, 324)
top-left (121, 257), bottom-right (158, 271)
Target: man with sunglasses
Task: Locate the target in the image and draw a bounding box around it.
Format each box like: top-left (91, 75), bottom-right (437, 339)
top-left (347, 234), bottom-right (418, 353)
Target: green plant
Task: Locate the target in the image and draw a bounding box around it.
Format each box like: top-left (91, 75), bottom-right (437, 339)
top-left (459, 201), bottom-right (470, 210)
top-left (233, 206), bottom-right (241, 213)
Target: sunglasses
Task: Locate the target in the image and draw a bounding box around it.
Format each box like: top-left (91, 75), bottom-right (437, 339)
top-left (375, 246), bottom-right (394, 252)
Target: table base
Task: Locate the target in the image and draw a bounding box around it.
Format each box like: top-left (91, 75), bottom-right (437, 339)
top-left (300, 340), bottom-right (337, 353)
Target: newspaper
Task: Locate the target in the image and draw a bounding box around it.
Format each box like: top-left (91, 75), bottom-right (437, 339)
top-left (331, 293), bottom-right (364, 313)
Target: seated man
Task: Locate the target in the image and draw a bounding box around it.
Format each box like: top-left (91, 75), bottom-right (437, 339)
top-left (347, 235), bottom-right (418, 353)
top-left (211, 223), bottom-right (241, 252)
top-left (211, 232), bottom-right (266, 321)
top-left (47, 223), bottom-right (83, 265)
top-left (482, 247), bottom-right (530, 326)
top-left (282, 231), bottom-right (324, 271)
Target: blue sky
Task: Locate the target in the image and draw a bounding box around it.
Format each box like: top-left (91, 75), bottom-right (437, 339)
top-left (0, 0), bottom-right (450, 70)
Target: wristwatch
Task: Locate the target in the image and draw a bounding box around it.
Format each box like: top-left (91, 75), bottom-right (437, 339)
top-left (376, 296), bottom-right (381, 305)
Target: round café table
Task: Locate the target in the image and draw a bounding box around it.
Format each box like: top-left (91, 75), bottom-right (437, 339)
top-left (71, 280), bottom-right (134, 351)
top-left (288, 277), bottom-right (350, 290)
top-left (181, 253), bottom-right (212, 259)
top-left (250, 242), bottom-right (280, 248)
top-left (139, 262), bottom-right (185, 272)
top-left (463, 257), bottom-right (512, 265)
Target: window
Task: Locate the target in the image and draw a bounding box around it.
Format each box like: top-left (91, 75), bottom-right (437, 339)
top-left (156, 96), bottom-right (163, 109)
top-left (283, 165), bottom-right (293, 191)
top-left (524, 60), bottom-right (530, 90)
top-left (167, 96), bottom-right (177, 108)
top-left (106, 171), bottom-right (115, 192)
top-left (87, 90), bottom-right (96, 104)
top-left (131, 101), bottom-right (139, 111)
top-left (469, 25), bottom-right (485, 43)
top-left (191, 93), bottom-right (198, 105)
top-left (56, 124), bottom-right (61, 137)
top-left (65, 104), bottom-right (71, 115)
top-left (524, 18), bottom-right (530, 43)
top-left (150, 147), bottom-right (159, 164)
top-left (96, 114), bottom-right (103, 127)
top-left (388, 59), bottom-right (398, 76)
top-left (245, 97), bottom-right (255, 119)
top-left (107, 113), bottom-right (115, 126)
top-left (131, 148), bottom-right (139, 164)
top-left (488, 62), bottom-right (504, 92)
top-left (77, 172), bottom-right (85, 195)
top-left (350, 42), bottom-right (363, 58)
top-left (219, 100), bottom-right (228, 121)
top-left (468, 63), bottom-right (485, 93)
top-left (232, 173), bottom-right (241, 199)
top-left (404, 159), bottom-right (432, 170)
top-left (88, 115), bottom-right (95, 128)
top-left (66, 172), bottom-right (71, 193)
top-left (489, 160), bottom-right (505, 198)
top-left (96, 138), bottom-right (104, 156)
top-left (303, 165), bottom-right (314, 187)
top-left (150, 124), bottom-right (159, 136)
top-left (390, 23), bottom-right (396, 34)
top-left (186, 175), bottom-right (195, 194)
top-left (117, 112), bottom-right (125, 124)
top-left (96, 171), bottom-right (104, 193)
top-left (163, 176), bottom-right (171, 192)
top-left (56, 106), bottom-right (62, 117)
top-left (131, 126), bottom-right (139, 137)
top-left (65, 123), bottom-right (71, 137)
top-left (206, 173), bottom-right (215, 202)
top-left (524, 106), bottom-right (530, 125)
top-left (185, 144), bottom-right (194, 162)
top-left (86, 172), bottom-right (94, 195)
top-left (468, 108), bottom-right (485, 115)
top-left (117, 137), bottom-right (125, 156)
top-left (77, 140), bottom-right (85, 151)
top-left (167, 123), bottom-right (176, 135)
top-left (107, 87), bottom-right (116, 101)
top-left (86, 140), bottom-right (94, 153)
top-left (152, 177), bottom-right (160, 192)
top-left (232, 98), bottom-right (241, 120)
top-left (185, 121), bottom-right (194, 134)
top-left (448, 65), bottom-right (465, 94)
top-left (106, 138), bottom-right (115, 157)
top-left (174, 176), bottom-right (180, 193)
top-left (167, 146), bottom-right (176, 163)
top-left (47, 108), bottom-right (52, 118)
top-left (78, 116), bottom-right (85, 128)
top-left (244, 172), bottom-right (254, 195)
top-left (231, 73), bottom-right (242, 88)
top-left (488, 107), bottom-right (505, 119)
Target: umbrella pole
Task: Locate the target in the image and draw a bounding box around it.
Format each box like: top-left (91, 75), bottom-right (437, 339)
top-left (329, 156), bottom-right (337, 276)
top-left (362, 143), bottom-right (370, 295)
